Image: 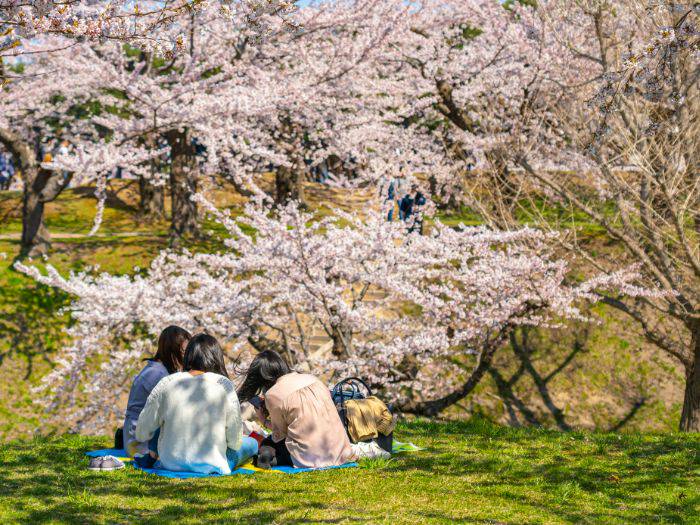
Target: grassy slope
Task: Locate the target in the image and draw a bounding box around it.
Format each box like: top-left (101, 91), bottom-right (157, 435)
top-left (0, 419), bottom-right (698, 524)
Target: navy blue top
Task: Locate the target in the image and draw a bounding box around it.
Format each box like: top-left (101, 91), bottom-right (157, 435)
top-left (124, 360), bottom-right (169, 421)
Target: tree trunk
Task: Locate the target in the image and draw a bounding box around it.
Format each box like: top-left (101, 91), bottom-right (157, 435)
top-left (138, 176), bottom-right (164, 222)
top-left (331, 325), bottom-right (353, 358)
top-left (275, 166), bottom-right (306, 207)
top-left (484, 147), bottom-right (519, 229)
top-left (0, 128), bottom-right (63, 257)
top-left (680, 323), bottom-right (700, 431)
top-left (21, 167), bottom-right (51, 257)
top-left (166, 130), bottom-right (198, 238)
top-left (20, 166), bottom-right (72, 257)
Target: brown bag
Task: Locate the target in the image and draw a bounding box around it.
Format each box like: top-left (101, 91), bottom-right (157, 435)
top-left (331, 377), bottom-right (394, 453)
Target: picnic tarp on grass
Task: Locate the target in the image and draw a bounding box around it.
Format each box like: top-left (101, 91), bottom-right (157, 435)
top-left (131, 460), bottom-right (360, 478)
top-left (85, 440), bottom-right (422, 479)
top-left (85, 448), bottom-right (357, 477)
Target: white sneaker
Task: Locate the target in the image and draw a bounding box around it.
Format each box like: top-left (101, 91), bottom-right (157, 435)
top-left (88, 455), bottom-right (125, 471)
top-left (351, 441), bottom-right (391, 460)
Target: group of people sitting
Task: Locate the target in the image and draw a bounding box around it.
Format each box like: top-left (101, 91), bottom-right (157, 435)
top-left (121, 326), bottom-right (378, 475)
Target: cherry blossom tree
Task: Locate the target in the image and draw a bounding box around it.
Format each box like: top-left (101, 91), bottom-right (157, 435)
top-left (347, 0), bottom-right (700, 431)
top-left (83, 28), bottom-right (258, 238)
top-left (0, 38), bottom-right (152, 255)
top-left (325, 0), bottom-right (595, 216)
top-left (0, 1), bottom-right (305, 251)
top-left (16, 195), bottom-right (651, 430)
top-left (5, 0), bottom-right (691, 435)
top-left (510, 0), bottom-right (700, 431)
top-left (71, 0), bottom-right (421, 236)
top-left (236, 0), bottom-right (418, 206)
top-left (3, 0), bottom-right (446, 244)
top-left (407, 0), bottom-right (699, 431)
top-left (43, 5), bottom-right (292, 238)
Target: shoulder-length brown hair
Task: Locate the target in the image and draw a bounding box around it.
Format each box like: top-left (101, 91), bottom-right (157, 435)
top-left (153, 325), bottom-right (192, 373)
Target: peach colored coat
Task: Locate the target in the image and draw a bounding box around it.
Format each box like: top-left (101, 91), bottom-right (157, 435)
top-left (265, 372), bottom-right (354, 468)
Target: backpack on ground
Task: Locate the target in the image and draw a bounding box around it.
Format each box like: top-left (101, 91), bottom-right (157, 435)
top-left (331, 377), bottom-right (393, 453)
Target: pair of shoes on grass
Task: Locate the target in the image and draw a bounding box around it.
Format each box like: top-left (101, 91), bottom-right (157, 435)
top-left (87, 455), bottom-right (125, 471)
top-left (351, 441), bottom-right (391, 460)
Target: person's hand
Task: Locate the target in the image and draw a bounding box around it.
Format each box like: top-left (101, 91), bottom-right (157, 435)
top-left (255, 399), bottom-right (270, 426)
top-left (254, 405), bottom-right (267, 425)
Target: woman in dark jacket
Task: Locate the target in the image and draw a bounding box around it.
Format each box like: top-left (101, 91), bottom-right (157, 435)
top-left (123, 326), bottom-right (191, 457)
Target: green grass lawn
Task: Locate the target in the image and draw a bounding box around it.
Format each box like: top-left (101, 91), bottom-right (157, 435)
top-left (0, 419), bottom-right (697, 524)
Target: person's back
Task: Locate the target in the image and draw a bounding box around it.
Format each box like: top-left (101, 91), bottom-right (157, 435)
top-left (136, 372), bottom-right (242, 474)
top-left (124, 360), bottom-right (169, 455)
top-left (125, 360), bottom-right (168, 420)
top-left (410, 191), bottom-right (427, 234)
top-left (124, 325), bottom-right (191, 457)
top-left (264, 372), bottom-right (353, 469)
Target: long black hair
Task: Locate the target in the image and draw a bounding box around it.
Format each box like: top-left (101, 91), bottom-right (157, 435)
top-left (152, 325), bottom-right (192, 374)
top-left (237, 350), bottom-right (291, 402)
top-left (183, 333), bottom-right (229, 379)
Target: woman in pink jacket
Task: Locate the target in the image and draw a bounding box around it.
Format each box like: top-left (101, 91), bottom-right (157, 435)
top-left (237, 350), bottom-right (353, 468)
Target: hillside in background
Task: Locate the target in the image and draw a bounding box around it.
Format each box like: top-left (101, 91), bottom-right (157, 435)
top-left (0, 182), bottom-right (685, 441)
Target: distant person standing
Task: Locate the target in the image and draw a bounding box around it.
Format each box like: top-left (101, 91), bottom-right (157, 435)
top-left (315, 160), bottom-right (331, 184)
top-left (409, 190), bottom-right (427, 234)
top-left (56, 139), bottom-right (72, 183)
top-left (379, 172), bottom-right (396, 221)
top-left (399, 189), bottom-right (415, 222)
top-left (0, 152), bottom-right (14, 190)
top-left (388, 170), bottom-right (410, 222)
top-left (384, 176), bottom-right (396, 221)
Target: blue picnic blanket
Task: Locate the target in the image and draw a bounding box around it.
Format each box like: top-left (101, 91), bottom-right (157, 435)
top-left (85, 448), bottom-right (358, 478)
top-left (85, 439), bottom-right (422, 479)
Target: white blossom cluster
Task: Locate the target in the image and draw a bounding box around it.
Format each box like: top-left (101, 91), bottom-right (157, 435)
top-left (0, 1), bottom-right (298, 59)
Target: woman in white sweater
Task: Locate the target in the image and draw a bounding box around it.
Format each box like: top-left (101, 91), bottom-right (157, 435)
top-left (135, 334), bottom-right (258, 474)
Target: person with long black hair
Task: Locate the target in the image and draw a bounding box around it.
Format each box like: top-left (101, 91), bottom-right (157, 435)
top-left (135, 333), bottom-right (257, 474)
top-left (123, 325), bottom-right (191, 457)
top-left (237, 350), bottom-right (353, 469)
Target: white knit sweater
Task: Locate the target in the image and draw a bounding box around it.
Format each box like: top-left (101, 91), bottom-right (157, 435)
top-left (135, 372), bottom-right (243, 474)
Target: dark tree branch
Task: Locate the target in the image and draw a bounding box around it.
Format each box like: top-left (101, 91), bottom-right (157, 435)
top-left (608, 397), bottom-right (647, 432)
top-left (398, 325), bottom-right (515, 417)
top-left (511, 329), bottom-right (572, 431)
top-left (489, 367), bottom-right (541, 427)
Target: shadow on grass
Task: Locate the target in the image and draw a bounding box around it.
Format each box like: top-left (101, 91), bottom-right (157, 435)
top-left (0, 436), bottom-right (361, 524)
top-left (1, 421), bottom-right (698, 524)
top-left (392, 418), bottom-right (699, 523)
top-left (49, 236), bottom-right (167, 271)
top-left (72, 185), bottom-right (138, 214)
top-left (0, 271), bottom-right (71, 379)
